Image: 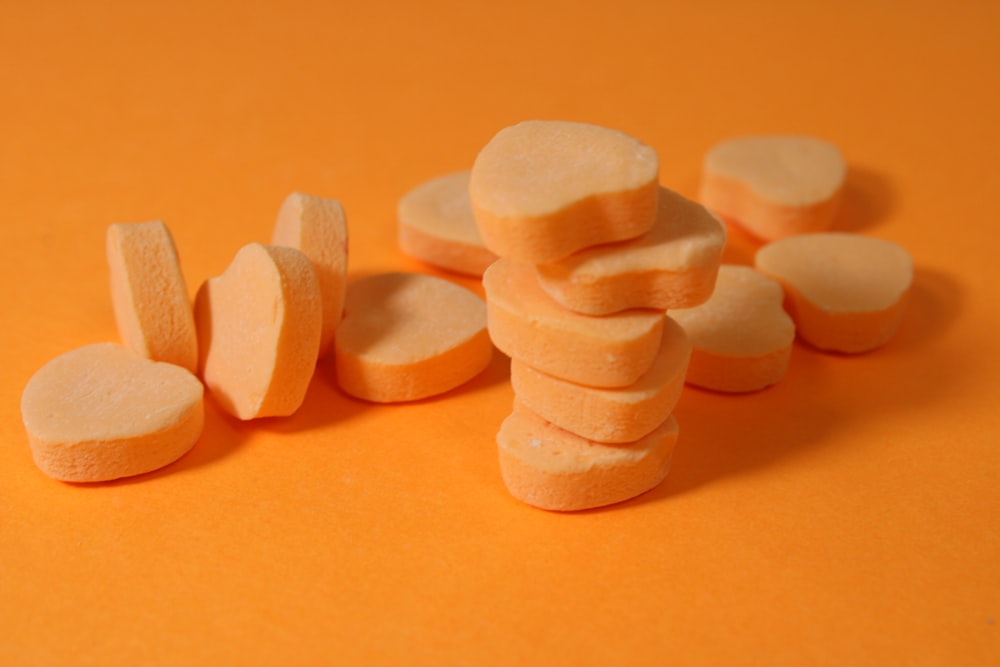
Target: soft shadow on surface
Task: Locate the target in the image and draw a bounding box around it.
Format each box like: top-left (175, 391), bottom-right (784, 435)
top-left (836, 165), bottom-right (896, 233)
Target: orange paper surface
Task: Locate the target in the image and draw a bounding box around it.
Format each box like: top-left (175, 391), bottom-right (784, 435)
top-left (1, 1), bottom-right (998, 665)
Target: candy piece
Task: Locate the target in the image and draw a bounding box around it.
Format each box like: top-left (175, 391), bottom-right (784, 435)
top-left (20, 343), bottom-right (204, 483)
top-left (106, 221), bottom-right (198, 373)
top-left (470, 120), bottom-right (660, 263)
top-left (755, 232), bottom-right (913, 353)
top-left (195, 243), bottom-right (321, 419)
top-left (671, 265), bottom-right (795, 392)
top-left (271, 192), bottom-right (348, 358)
top-left (483, 258), bottom-right (665, 388)
top-left (511, 316), bottom-right (690, 443)
top-left (334, 272), bottom-right (492, 403)
top-left (397, 170), bottom-right (498, 276)
top-left (496, 398), bottom-right (678, 511)
top-left (699, 135), bottom-right (846, 241)
top-left (535, 186), bottom-right (726, 315)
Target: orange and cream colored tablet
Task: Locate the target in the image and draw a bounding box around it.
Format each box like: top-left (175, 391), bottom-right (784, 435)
top-left (21, 343), bottom-right (204, 483)
top-left (535, 186), bottom-right (726, 315)
top-left (106, 220), bottom-right (198, 374)
top-left (398, 170), bottom-right (498, 277)
top-left (483, 258), bottom-right (665, 388)
top-left (699, 135), bottom-right (846, 241)
top-left (271, 192), bottom-right (348, 359)
top-left (334, 272), bottom-right (492, 403)
top-left (195, 243), bottom-right (321, 420)
top-left (496, 399), bottom-right (678, 511)
top-left (755, 232), bottom-right (913, 353)
top-left (671, 264), bottom-right (795, 393)
top-left (510, 316), bottom-right (690, 443)
top-left (470, 120), bottom-right (660, 263)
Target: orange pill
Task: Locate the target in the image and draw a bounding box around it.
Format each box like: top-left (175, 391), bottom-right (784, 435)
top-left (535, 186), bottom-right (726, 315)
top-left (510, 315), bottom-right (690, 443)
top-left (470, 120), bottom-right (660, 263)
top-left (21, 343), bottom-right (204, 483)
top-left (397, 170), bottom-right (498, 276)
top-left (699, 135), bottom-right (846, 241)
top-left (271, 192), bottom-right (349, 359)
top-left (483, 258), bottom-right (665, 388)
top-left (106, 221), bottom-right (198, 374)
top-left (755, 232), bottom-right (913, 353)
top-left (496, 398), bottom-right (679, 511)
top-left (195, 243), bottom-right (321, 420)
top-left (671, 264), bottom-right (795, 393)
top-left (334, 272), bottom-right (493, 403)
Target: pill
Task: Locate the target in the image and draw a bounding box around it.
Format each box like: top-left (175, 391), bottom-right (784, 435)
top-left (535, 186), bottom-right (726, 315)
top-left (699, 135), bottom-right (846, 241)
top-left (483, 258), bottom-right (665, 388)
top-left (671, 264), bottom-right (795, 393)
top-left (397, 170), bottom-right (498, 276)
top-left (195, 243), bottom-right (321, 420)
top-left (20, 342), bottom-right (204, 482)
top-left (470, 120), bottom-right (660, 263)
top-left (106, 221), bottom-right (198, 374)
top-left (755, 232), bottom-right (913, 353)
top-left (271, 192), bottom-right (348, 358)
top-left (510, 315), bottom-right (690, 443)
top-left (496, 398), bottom-right (678, 511)
top-left (334, 272), bottom-right (492, 403)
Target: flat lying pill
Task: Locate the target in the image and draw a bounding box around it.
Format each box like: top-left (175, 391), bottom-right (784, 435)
top-left (106, 221), bottom-right (198, 373)
top-left (755, 232), bottom-right (913, 353)
top-left (699, 135), bottom-right (846, 241)
top-left (511, 316), bottom-right (690, 443)
top-left (397, 170), bottom-right (498, 276)
top-left (535, 186), bottom-right (726, 315)
top-left (483, 258), bottom-right (665, 388)
top-left (671, 265), bottom-right (795, 393)
top-left (496, 398), bottom-right (678, 511)
top-left (21, 342), bottom-right (204, 483)
top-left (334, 272), bottom-right (492, 402)
top-left (195, 243), bottom-right (321, 420)
top-left (470, 120), bottom-right (660, 263)
top-left (271, 192), bottom-right (349, 359)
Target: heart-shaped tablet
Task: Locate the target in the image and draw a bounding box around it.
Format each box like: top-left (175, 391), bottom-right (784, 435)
top-left (21, 342), bottom-right (204, 482)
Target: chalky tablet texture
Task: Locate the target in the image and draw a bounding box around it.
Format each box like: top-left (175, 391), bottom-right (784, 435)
top-left (755, 232), bottom-right (913, 353)
top-left (497, 399), bottom-right (679, 511)
top-left (483, 258), bottom-right (665, 388)
top-left (195, 243), bottom-right (322, 420)
top-left (398, 170), bottom-right (498, 276)
top-left (470, 120), bottom-right (660, 263)
top-left (271, 192), bottom-right (349, 359)
top-left (535, 186), bottom-right (727, 315)
top-left (699, 135), bottom-right (846, 241)
top-left (334, 272), bottom-right (492, 402)
top-left (21, 343), bottom-right (204, 482)
top-left (106, 221), bottom-right (198, 373)
top-left (671, 264), bottom-right (795, 393)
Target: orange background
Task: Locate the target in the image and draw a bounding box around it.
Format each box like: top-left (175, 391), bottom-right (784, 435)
top-left (2, 1), bottom-right (998, 664)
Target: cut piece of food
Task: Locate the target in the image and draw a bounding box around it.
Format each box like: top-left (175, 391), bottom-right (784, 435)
top-left (482, 258), bottom-right (665, 388)
top-left (755, 232), bottom-right (913, 353)
top-left (470, 120), bottom-right (660, 263)
top-left (699, 135), bottom-right (846, 241)
top-left (106, 220), bottom-right (198, 374)
top-left (511, 315), bottom-right (690, 443)
top-left (271, 192), bottom-right (349, 359)
top-left (195, 243), bottom-right (321, 420)
top-left (397, 170), bottom-right (498, 276)
top-left (334, 272), bottom-right (492, 402)
top-left (21, 342), bottom-right (204, 483)
top-left (671, 264), bottom-right (795, 392)
top-left (496, 398), bottom-right (678, 511)
top-left (535, 186), bottom-right (726, 315)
